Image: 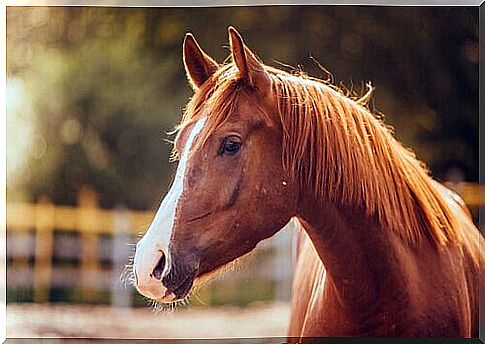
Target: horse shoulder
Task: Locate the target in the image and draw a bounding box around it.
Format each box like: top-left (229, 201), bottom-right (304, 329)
top-left (287, 230), bottom-right (326, 338)
top-left (432, 180), bottom-right (482, 336)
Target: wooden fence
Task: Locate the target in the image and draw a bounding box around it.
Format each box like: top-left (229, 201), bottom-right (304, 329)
top-left (5, 183), bottom-right (483, 306)
top-left (6, 186), bottom-right (297, 306)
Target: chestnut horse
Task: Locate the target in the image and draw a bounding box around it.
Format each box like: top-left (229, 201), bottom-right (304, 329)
top-left (133, 27), bottom-right (482, 338)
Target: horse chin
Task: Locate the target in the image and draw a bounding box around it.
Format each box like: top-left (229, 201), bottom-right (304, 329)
top-left (159, 248), bottom-right (256, 304)
top-left (154, 279), bottom-right (194, 304)
top-left (171, 275), bottom-right (195, 300)
top-left (158, 263), bottom-right (199, 304)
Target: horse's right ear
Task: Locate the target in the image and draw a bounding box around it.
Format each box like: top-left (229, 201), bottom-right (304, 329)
top-left (228, 26), bottom-right (270, 92)
top-left (183, 33), bottom-right (219, 89)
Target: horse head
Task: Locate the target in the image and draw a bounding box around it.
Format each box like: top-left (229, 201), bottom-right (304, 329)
top-left (133, 27), bottom-right (298, 302)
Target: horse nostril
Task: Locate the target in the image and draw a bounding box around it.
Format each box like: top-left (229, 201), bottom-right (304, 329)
top-left (151, 252), bottom-right (166, 280)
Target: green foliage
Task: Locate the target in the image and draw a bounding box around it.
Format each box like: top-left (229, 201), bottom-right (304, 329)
top-left (7, 7), bottom-right (478, 208)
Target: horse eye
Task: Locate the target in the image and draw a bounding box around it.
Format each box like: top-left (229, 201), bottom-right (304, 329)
top-left (220, 136), bottom-right (242, 156)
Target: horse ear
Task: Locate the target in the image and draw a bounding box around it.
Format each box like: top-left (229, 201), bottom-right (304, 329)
top-left (183, 33), bottom-right (219, 89)
top-left (228, 27), bottom-right (270, 91)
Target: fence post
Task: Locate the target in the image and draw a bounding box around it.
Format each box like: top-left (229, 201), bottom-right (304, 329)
top-left (273, 220), bottom-right (295, 301)
top-left (78, 186), bottom-right (100, 303)
top-left (111, 204), bottom-right (133, 308)
top-left (33, 196), bottom-right (54, 303)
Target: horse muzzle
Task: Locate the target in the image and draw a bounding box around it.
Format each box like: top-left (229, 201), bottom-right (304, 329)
top-left (133, 241), bottom-right (199, 302)
top-left (161, 262), bottom-right (199, 300)
top-left (133, 238), bottom-right (176, 302)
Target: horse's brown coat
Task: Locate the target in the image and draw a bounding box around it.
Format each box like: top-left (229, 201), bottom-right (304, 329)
top-left (150, 27), bottom-right (482, 338)
top-left (289, 186), bottom-right (480, 337)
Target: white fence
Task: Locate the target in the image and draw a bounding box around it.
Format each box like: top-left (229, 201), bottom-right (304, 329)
top-left (6, 187), bottom-right (299, 306)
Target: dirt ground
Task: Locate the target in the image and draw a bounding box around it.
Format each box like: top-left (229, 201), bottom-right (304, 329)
top-left (7, 302), bottom-right (291, 339)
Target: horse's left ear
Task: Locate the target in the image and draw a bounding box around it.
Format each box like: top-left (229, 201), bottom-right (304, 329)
top-left (183, 33), bottom-right (219, 89)
top-left (228, 27), bottom-right (270, 91)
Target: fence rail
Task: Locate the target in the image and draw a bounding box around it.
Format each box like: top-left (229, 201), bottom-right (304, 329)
top-left (6, 183), bottom-right (483, 306)
top-left (6, 187), bottom-right (298, 306)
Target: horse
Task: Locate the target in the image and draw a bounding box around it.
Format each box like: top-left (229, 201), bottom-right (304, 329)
top-left (132, 27), bottom-right (482, 338)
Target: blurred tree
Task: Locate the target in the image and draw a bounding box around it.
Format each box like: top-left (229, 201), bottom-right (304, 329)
top-left (7, 6), bottom-right (478, 209)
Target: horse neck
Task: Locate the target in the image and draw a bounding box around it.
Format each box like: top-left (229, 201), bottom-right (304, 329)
top-left (296, 194), bottom-right (417, 312)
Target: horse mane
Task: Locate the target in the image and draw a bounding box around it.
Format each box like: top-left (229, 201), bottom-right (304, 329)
top-left (177, 62), bottom-right (462, 246)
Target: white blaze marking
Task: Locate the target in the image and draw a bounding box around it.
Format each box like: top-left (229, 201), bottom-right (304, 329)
top-left (133, 116), bottom-right (207, 298)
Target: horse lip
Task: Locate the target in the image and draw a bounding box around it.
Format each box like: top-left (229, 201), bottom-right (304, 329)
top-left (168, 275), bottom-right (194, 300)
top-left (162, 266), bottom-right (198, 300)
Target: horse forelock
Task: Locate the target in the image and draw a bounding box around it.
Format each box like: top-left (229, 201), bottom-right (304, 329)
top-left (176, 60), bottom-right (465, 248)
